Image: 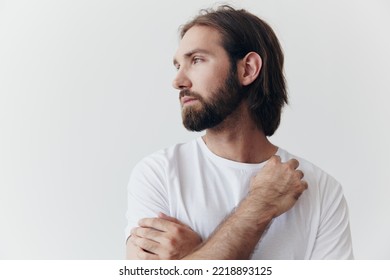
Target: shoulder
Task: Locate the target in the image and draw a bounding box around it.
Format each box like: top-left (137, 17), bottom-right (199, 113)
top-left (278, 148), bottom-right (340, 184)
top-left (131, 138), bottom-right (199, 176)
top-left (128, 138), bottom-right (201, 197)
top-left (277, 148), bottom-right (344, 202)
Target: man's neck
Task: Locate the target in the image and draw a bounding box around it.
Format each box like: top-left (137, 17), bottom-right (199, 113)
top-left (202, 103), bottom-right (277, 164)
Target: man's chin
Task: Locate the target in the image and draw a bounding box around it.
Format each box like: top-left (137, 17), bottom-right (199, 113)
top-left (181, 105), bottom-right (225, 131)
top-left (182, 118), bottom-right (207, 132)
top-left (182, 116), bottom-right (222, 132)
top-left (182, 120), bottom-right (206, 132)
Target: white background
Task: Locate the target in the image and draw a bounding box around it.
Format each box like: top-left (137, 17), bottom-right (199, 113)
top-left (0, 0), bottom-right (389, 259)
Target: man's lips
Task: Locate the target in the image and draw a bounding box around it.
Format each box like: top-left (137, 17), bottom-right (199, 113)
top-left (181, 96), bottom-right (198, 105)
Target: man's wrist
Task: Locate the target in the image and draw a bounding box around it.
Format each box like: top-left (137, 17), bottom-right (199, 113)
top-left (235, 195), bottom-right (275, 232)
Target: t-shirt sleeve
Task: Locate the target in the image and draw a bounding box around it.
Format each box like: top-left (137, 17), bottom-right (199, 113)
top-left (125, 156), bottom-right (169, 242)
top-left (311, 181), bottom-right (354, 259)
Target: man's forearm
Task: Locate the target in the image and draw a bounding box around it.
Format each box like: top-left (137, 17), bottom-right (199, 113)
top-left (183, 196), bottom-right (274, 259)
top-left (183, 156), bottom-right (306, 260)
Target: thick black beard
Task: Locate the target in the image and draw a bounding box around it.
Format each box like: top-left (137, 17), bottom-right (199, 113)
top-left (181, 68), bottom-right (244, 132)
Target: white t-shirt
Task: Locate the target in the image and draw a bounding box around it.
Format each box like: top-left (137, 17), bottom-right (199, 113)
top-left (126, 137), bottom-right (353, 259)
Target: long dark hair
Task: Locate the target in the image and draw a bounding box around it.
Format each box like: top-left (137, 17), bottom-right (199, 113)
top-left (180, 5), bottom-right (287, 136)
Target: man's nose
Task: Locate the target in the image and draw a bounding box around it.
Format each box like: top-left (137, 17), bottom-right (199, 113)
top-left (172, 69), bottom-right (192, 90)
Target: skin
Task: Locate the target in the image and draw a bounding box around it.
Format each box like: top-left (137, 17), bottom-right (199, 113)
top-left (126, 25), bottom-right (307, 259)
top-left (127, 213), bottom-right (202, 259)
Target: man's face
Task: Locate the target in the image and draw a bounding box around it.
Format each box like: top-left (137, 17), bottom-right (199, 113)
top-left (172, 25), bottom-right (243, 131)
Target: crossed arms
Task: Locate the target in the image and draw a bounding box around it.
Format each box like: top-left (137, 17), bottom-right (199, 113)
top-left (126, 155), bottom-right (307, 259)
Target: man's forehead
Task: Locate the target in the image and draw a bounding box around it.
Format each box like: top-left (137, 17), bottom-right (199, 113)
top-left (173, 25), bottom-right (223, 59)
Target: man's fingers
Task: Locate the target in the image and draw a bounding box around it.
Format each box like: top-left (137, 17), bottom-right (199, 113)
top-left (130, 234), bottom-right (160, 254)
top-left (132, 226), bottom-right (165, 243)
top-left (134, 244), bottom-right (159, 260)
top-left (139, 216), bottom-right (184, 232)
top-left (286, 158), bottom-right (299, 170)
top-left (296, 170), bottom-right (304, 179)
top-left (267, 156), bottom-right (299, 170)
top-left (158, 212), bottom-right (182, 225)
top-left (269, 155), bottom-right (281, 164)
top-left (131, 233), bottom-right (174, 258)
top-left (138, 217), bottom-right (169, 231)
top-left (294, 180), bottom-right (308, 199)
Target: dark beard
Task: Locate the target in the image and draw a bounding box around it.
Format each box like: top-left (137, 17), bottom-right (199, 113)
top-left (180, 67), bottom-right (244, 132)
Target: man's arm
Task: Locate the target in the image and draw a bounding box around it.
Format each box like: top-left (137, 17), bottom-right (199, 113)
top-left (183, 155), bottom-right (307, 259)
top-left (127, 213), bottom-right (202, 259)
top-left (129, 155), bottom-right (307, 259)
top-left (183, 196), bottom-right (272, 259)
top-left (310, 182), bottom-right (353, 259)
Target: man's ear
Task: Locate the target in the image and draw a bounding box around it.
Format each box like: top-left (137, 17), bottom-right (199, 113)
top-left (237, 52), bottom-right (262, 86)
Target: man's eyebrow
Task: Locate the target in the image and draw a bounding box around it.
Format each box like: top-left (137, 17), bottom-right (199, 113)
top-left (173, 48), bottom-right (212, 66)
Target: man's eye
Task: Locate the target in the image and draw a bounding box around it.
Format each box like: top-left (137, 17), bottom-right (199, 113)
top-left (193, 57), bottom-right (202, 64)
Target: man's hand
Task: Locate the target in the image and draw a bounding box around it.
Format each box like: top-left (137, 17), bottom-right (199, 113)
top-left (248, 155), bottom-right (308, 219)
top-left (183, 155), bottom-right (308, 260)
top-left (129, 213), bottom-right (202, 260)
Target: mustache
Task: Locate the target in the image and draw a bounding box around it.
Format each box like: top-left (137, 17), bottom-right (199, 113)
top-left (179, 89), bottom-right (203, 100)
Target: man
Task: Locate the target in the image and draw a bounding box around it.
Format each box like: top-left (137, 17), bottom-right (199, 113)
top-left (126, 5), bottom-right (353, 259)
